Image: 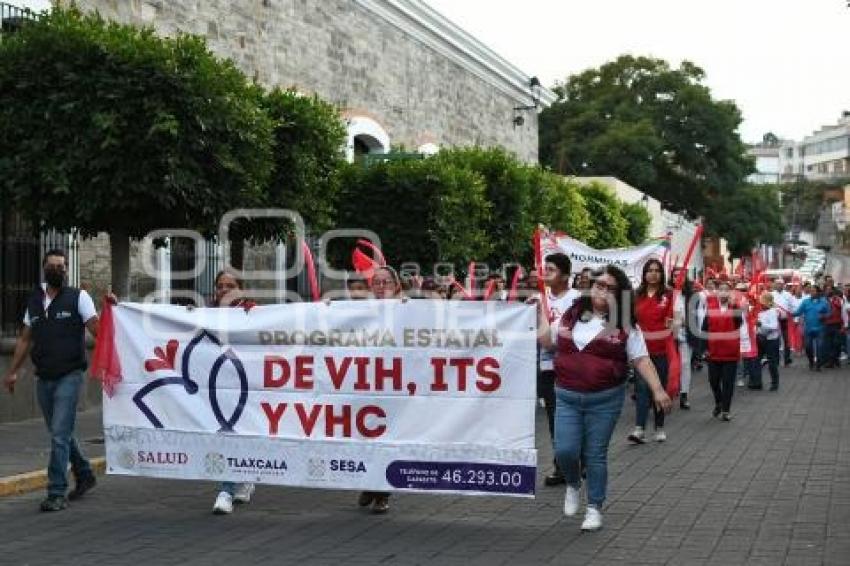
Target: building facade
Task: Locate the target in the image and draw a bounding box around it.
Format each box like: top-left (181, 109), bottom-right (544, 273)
top-left (63, 0), bottom-right (554, 163)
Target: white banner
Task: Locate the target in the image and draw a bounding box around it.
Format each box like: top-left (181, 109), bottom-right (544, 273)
top-left (539, 231), bottom-right (668, 284)
top-left (103, 300), bottom-right (537, 497)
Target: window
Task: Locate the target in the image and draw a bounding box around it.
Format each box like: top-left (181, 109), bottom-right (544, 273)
top-left (345, 116), bottom-right (390, 163)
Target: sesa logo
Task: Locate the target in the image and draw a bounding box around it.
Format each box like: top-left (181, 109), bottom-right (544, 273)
top-left (308, 458), bottom-right (326, 479)
top-left (134, 331), bottom-right (248, 432)
top-left (330, 459), bottom-right (367, 473)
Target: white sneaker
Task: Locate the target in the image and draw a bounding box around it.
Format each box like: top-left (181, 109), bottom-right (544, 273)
top-left (232, 483), bottom-right (255, 504)
top-left (212, 491), bottom-right (234, 515)
top-left (654, 429), bottom-right (667, 442)
top-left (736, 378), bottom-right (745, 387)
top-left (563, 485), bottom-right (580, 517)
top-left (581, 505), bottom-right (603, 531)
top-left (627, 426), bottom-right (645, 444)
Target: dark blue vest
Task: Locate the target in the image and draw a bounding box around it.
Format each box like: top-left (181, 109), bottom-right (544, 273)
top-left (27, 286), bottom-right (88, 379)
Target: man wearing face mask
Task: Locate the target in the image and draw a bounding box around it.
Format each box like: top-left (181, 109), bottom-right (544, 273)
top-left (2, 249), bottom-right (100, 512)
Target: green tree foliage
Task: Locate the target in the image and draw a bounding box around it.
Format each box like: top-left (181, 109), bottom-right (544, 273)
top-left (708, 184), bottom-right (785, 257)
top-left (528, 172), bottom-right (595, 244)
top-left (621, 202), bottom-right (652, 245)
top-left (261, 88), bottom-right (347, 233)
top-left (540, 55), bottom-right (754, 228)
top-left (432, 147), bottom-right (534, 266)
top-left (335, 159), bottom-right (492, 269)
top-left (0, 8), bottom-right (274, 294)
top-left (579, 183), bottom-right (630, 248)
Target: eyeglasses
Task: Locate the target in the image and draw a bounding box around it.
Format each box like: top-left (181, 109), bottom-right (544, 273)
top-left (646, 268), bottom-right (663, 273)
top-left (372, 279), bottom-right (395, 288)
top-left (593, 280), bottom-right (618, 293)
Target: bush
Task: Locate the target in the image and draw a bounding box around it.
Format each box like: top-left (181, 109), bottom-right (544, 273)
top-left (335, 158), bottom-right (492, 270)
top-left (580, 182), bottom-right (630, 248)
top-left (621, 201), bottom-right (652, 244)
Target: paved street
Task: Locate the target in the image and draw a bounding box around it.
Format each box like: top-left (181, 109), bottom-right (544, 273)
top-left (1, 362), bottom-right (848, 566)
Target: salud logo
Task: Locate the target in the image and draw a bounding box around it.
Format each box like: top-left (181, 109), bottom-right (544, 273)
top-left (134, 331), bottom-right (248, 432)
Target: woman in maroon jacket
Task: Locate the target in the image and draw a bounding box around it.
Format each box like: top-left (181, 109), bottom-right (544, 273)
top-left (701, 281), bottom-right (744, 421)
top-left (538, 265), bottom-right (672, 531)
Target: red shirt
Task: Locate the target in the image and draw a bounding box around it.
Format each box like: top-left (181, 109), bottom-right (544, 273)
top-left (704, 296), bottom-right (743, 362)
top-left (635, 291), bottom-right (673, 356)
top-left (825, 296), bottom-right (843, 325)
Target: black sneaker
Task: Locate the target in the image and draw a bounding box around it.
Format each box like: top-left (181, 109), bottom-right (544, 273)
top-left (679, 393), bottom-right (690, 410)
top-left (712, 404), bottom-right (721, 418)
top-left (39, 496), bottom-right (68, 512)
top-left (68, 475), bottom-right (96, 501)
top-left (544, 469), bottom-right (566, 486)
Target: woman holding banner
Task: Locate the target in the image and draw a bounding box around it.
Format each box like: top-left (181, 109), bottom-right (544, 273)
top-left (356, 265), bottom-right (402, 514)
top-left (537, 265), bottom-right (672, 531)
top-left (629, 259), bottom-right (673, 443)
top-left (211, 270), bottom-right (258, 515)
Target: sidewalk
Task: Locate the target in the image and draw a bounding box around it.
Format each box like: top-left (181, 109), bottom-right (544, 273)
top-left (0, 408), bottom-right (104, 494)
top-left (0, 362), bottom-right (848, 565)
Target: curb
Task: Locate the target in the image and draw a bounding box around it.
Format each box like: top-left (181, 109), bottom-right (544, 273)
top-left (0, 457), bottom-right (106, 498)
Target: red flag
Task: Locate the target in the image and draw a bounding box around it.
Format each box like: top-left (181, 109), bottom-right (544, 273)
top-left (90, 299), bottom-right (122, 398)
top-left (665, 335), bottom-right (681, 398)
top-left (356, 239), bottom-right (386, 267)
top-left (482, 278), bottom-right (497, 301)
top-left (302, 241), bottom-right (320, 302)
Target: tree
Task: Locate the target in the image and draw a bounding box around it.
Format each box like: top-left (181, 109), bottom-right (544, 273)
top-left (528, 171), bottom-right (594, 245)
top-left (708, 184), bottom-right (785, 257)
top-left (579, 183), bottom-right (629, 248)
top-left (335, 158), bottom-right (492, 270)
top-left (261, 88), bottom-right (347, 233)
top-left (621, 202), bottom-right (652, 245)
top-left (540, 55), bottom-right (754, 228)
top-left (0, 8), bottom-right (274, 296)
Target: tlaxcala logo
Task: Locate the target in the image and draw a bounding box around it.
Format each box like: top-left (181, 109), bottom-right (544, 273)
top-left (134, 331), bottom-right (248, 431)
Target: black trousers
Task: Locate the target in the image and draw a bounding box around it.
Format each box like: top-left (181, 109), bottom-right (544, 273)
top-left (708, 360), bottom-right (737, 413)
top-left (537, 370), bottom-right (556, 442)
top-left (779, 318), bottom-right (791, 364)
top-left (538, 369), bottom-right (558, 469)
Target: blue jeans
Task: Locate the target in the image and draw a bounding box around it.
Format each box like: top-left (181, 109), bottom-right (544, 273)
top-left (36, 370), bottom-right (93, 498)
top-left (554, 384), bottom-right (625, 508)
top-left (804, 331), bottom-right (825, 367)
top-left (636, 355), bottom-right (668, 429)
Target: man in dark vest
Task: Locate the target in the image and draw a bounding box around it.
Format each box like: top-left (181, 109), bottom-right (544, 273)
top-left (3, 249), bottom-right (100, 511)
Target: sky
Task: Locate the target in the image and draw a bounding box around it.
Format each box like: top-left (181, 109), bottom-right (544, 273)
top-left (13, 0), bottom-right (850, 143)
top-left (424, 0), bottom-right (850, 143)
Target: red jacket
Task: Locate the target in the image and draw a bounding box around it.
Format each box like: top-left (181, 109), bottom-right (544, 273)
top-left (704, 295), bottom-right (743, 362)
top-left (554, 304), bottom-right (630, 393)
top-left (825, 296), bottom-right (843, 325)
top-left (635, 291), bottom-right (673, 356)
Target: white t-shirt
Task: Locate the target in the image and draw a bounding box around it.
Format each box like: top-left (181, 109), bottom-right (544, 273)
top-left (23, 284), bottom-right (97, 327)
top-left (540, 288), bottom-right (580, 371)
top-left (757, 307), bottom-right (781, 340)
top-left (771, 289), bottom-right (794, 319)
top-left (569, 316), bottom-right (649, 361)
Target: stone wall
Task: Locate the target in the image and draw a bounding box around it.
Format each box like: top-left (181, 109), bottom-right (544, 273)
top-left (66, 0), bottom-right (540, 162)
